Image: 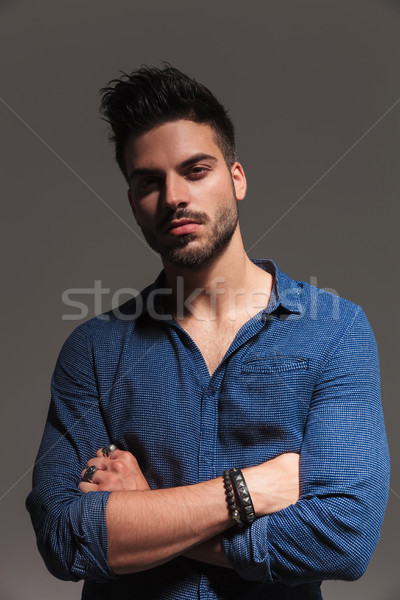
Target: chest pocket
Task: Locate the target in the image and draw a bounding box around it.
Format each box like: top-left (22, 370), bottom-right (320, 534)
top-left (242, 355), bottom-right (309, 374)
top-left (241, 355), bottom-right (310, 399)
top-left (240, 355), bottom-right (311, 425)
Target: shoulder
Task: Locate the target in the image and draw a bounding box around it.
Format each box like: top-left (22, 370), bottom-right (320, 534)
top-left (262, 258), bottom-right (376, 349)
top-left (58, 282), bottom-right (155, 357)
top-left (297, 278), bottom-right (361, 321)
top-left (286, 275), bottom-right (378, 369)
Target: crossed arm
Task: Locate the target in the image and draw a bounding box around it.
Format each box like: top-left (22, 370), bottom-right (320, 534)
top-left (79, 449), bottom-right (300, 573)
top-left (27, 309), bottom-right (390, 584)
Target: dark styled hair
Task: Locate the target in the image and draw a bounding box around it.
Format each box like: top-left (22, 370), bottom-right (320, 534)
top-left (100, 65), bottom-right (237, 180)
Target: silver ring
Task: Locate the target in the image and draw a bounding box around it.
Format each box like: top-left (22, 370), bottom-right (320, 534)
top-left (83, 465), bottom-right (97, 482)
top-left (102, 443), bottom-right (117, 457)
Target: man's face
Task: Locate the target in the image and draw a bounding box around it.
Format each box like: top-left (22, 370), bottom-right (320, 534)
top-left (125, 120), bottom-right (246, 269)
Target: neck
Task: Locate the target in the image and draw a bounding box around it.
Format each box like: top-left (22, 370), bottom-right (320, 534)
top-left (161, 228), bottom-right (273, 323)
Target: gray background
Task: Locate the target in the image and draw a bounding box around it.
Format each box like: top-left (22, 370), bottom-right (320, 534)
top-left (1, 0), bottom-right (399, 598)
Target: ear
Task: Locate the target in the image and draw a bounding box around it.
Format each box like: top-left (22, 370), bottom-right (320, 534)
top-left (127, 188), bottom-right (138, 224)
top-left (231, 162), bottom-right (247, 201)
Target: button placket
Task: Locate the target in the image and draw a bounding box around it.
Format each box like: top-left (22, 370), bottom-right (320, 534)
top-left (198, 383), bottom-right (219, 480)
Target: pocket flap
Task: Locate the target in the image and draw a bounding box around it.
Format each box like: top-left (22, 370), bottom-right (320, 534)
top-left (242, 355), bottom-right (309, 374)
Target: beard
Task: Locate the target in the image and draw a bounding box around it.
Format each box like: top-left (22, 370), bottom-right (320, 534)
top-left (139, 196), bottom-right (239, 269)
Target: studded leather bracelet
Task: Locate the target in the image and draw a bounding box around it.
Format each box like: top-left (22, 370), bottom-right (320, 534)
top-left (223, 469), bottom-right (244, 527)
top-left (227, 468), bottom-right (256, 524)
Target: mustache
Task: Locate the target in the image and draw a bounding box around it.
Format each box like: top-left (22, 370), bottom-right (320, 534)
top-left (158, 208), bottom-right (210, 231)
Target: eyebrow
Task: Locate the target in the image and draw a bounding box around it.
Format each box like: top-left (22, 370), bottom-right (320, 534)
top-left (180, 153), bottom-right (218, 168)
top-left (128, 153), bottom-right (218, 182)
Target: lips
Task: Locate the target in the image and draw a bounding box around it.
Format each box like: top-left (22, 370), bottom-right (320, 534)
top-left (166, 219), bottom-right (202, 236)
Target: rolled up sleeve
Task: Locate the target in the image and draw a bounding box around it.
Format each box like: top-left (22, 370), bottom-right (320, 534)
top-left (222, 307), bottom-right (390, 584)
top-left (26, 321), bottom-right (116, 582)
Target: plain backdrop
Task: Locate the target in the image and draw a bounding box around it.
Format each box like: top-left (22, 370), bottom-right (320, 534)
top-left (1, 1), bottom-right (399, 598)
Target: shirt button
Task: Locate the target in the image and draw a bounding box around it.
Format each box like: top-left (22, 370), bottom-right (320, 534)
top-left (203, 451), bottom-right (212, 463)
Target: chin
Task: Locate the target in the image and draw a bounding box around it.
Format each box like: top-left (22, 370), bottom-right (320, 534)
top-left (164, 241), bottom-right (227, 269)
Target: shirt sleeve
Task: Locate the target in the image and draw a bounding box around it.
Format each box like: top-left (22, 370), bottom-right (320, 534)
top-left (222, 306), bottom-right (390, 584)
top-left (26, 321), bottom-right (116, 583)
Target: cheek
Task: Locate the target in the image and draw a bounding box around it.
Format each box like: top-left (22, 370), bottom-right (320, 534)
top-left (132, 199), bottom-right (158, 225)
top-left (196, 177), bottom-right (233, 206)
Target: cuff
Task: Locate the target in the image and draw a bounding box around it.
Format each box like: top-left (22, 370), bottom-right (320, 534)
top-left (69, 490), bottom-right (116, 582)
top-left (222, 516), bottom-right (273, 583)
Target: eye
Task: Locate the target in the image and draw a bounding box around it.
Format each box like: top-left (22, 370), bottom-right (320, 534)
top-left (136, 176), bottom-right (161, 192)
top-left (187, 166), bottom-right (209, 180)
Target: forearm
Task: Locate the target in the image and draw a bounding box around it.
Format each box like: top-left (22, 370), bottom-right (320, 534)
top-left (106, 456), bottom-right (299, 574)
top-left (106, 476), bottom-right (232, 573)
top-left (182, 535), bottom-right (233, 569)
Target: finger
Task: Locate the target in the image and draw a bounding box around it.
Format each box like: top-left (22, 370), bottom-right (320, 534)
top-left (109, 449), bottom-right (134, 462)
top-left (109, 448), bottom-right (124, 460)
top-left (87, 469), bottom-right (118, 489)
top-left (87, 457), bottom-right (108, 470)
top-left (79, 481), bottom-right (98, 494)
top-left (80, 470), bottom-right (122, 493)
top-left (82, 465), bottom-right (106, 485)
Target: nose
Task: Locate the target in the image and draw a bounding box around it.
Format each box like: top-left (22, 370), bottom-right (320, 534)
top-left (161, 172), bottom-right (190, 210)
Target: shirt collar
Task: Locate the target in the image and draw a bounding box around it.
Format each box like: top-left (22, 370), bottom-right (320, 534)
top-left (252, 259), bottom-right (303, 315)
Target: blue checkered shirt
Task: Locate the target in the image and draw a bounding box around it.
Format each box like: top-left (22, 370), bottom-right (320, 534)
top-left (26, 259), bottom-right (390, 599)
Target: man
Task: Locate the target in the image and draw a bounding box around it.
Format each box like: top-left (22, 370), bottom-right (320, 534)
top-left (27, 66), bottom-right (389, 599)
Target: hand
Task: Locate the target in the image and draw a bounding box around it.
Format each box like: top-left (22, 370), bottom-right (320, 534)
top-left (79, 448), bottom-right (150, 494)
top-left (243, 452), bottom-right (300, 516)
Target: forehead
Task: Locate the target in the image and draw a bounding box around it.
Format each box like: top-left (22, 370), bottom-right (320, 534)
top-left (124, 120), bottom-right (223, 170)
